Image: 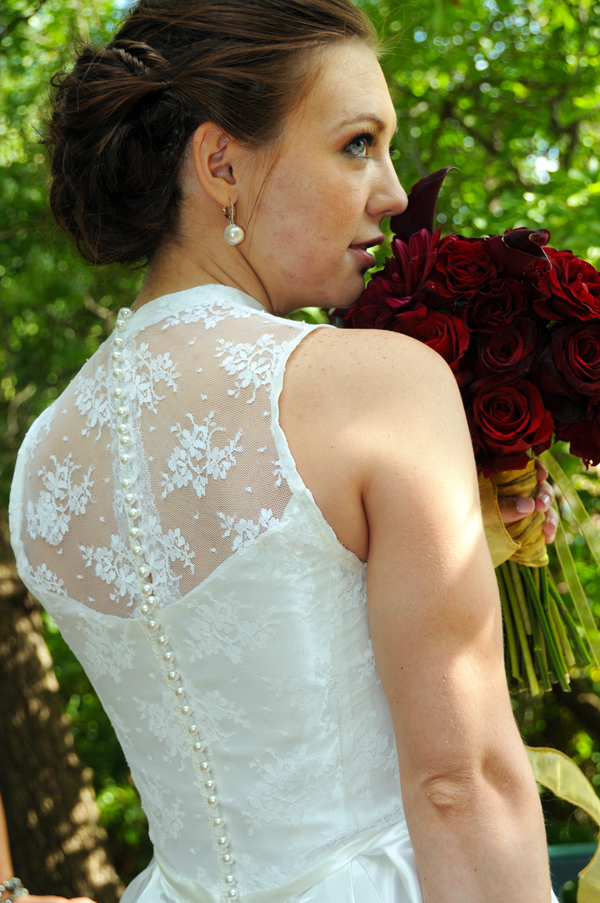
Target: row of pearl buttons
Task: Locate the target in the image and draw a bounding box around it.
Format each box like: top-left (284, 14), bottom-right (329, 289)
top-left (113, 309), bottom-right (239, 900)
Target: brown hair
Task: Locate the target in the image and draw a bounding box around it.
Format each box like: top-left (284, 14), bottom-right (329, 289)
top-left (45, 0), bottom-right (376, 267)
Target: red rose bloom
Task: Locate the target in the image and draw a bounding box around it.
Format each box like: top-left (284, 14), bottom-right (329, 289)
top-left (470, 379), bottom-right (554, 475)
top-left (394, 310), bottom-right (470, 381)
top-left (546, 321), bottom-right (600, 399)
top-left (554, 413), bottom-right (600, 468)
top-left (472, 318), bottom-right (539, 389)
top-left (341, 272), bottom-right (427, 330)
top-left (462, 277), bottom-right (530, 332)
top-left (534, 248), bottom-right (600, 321)
top-left (433, 236), bottom-right (496, 299)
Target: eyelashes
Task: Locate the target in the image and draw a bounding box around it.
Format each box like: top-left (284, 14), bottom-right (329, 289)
top-left (344, 131), bottom-right (398, 160)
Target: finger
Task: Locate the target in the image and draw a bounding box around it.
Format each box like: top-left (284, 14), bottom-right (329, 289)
top-left (498, 495), bottom-right (535, 525)
top-left (534, 479), bottom-right (554, 512)
top-left (542, 508), bottom-right (559, 544)
top-left (535, 458), bottom-right (548, 483)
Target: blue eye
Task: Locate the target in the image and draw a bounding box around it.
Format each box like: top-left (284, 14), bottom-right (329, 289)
top-left (345, 132), bottom-right (374, 158)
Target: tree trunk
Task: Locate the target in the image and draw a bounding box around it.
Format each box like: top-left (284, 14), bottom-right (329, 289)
top-left (0, 506), bottom-right (123, 900)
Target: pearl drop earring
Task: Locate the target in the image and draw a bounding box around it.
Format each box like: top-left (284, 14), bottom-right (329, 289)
top-left (223, 201), bottom-right (245, 246)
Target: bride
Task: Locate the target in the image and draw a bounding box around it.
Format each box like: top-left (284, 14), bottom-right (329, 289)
top-left (9, 0), bottom-right (559, 901)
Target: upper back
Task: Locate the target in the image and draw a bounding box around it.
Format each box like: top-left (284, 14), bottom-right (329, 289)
top-left (11, 285), bottom-right (314, 615)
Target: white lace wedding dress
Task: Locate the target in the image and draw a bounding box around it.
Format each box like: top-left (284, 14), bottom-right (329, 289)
top-left (8, 284), bottom-right (554, 903)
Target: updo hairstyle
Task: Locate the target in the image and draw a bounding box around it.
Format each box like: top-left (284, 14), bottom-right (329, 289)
top-left (45, 0), bottom-right (375, 266)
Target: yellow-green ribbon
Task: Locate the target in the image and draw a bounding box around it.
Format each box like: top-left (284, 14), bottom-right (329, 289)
top-left (527, 746), bottom-right (600, 902)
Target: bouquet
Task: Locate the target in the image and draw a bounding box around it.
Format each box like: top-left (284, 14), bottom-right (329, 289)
top-left (336, 167), bottom-right (600, 696)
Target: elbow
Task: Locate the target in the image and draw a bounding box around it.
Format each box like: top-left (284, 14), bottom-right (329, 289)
top-left (420, 771), bottom-right (482, 819)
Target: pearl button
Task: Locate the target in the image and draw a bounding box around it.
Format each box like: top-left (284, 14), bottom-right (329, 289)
top-left (167, 670), bottom-right (179, 681)
top-left (181, 705), bottom-right (193, 716)
top-left (213, 817), bottom-right (225, 828)
top-left (222, 853), bottom-right (234, 864)
top-left (227, 890), bottom-right (238, 900)
top-left (175, 686), bottom-right (186, 698)
top-left (129, 526), bottom-right (140, 539)
top-left (120, 436), bottom-right (132, 447)
top-left (132, 544), bottom-right (144, 556)
top-left (124, 492), bottom-right (137, 504)
top-left (140, 603), bottom-right (150, 615)
top-left (208, 796), bottom-right (220, 807)
top-left (164, 651), bottom-right (175, 663)
top-left (193, 741), bottom-right (206, 752)
top-left (117, 406), bottom-right (129, 417)
top-left (205, 780), bottom-right (215, 791)
top-left (113, 387), bottom-right (124, 398)
top-left (200, 761), bottom-right (211, 771)
top-left (120, 453), bottom-right (131, 465)
top-left (113, 337), bottom-right (124, 348)
top-left (137, 564), bottom-right (150, 578)
top-left (157, 634), bottom-right (168, 646)
top-left (121, 478), bottom-right (133, 489)
top-left (112, 350), bottom-right (122, 362)
top-left (217, 834), bottom-right (229, 847)
top-left (147, 619), bottom-right (160, 631)
top-left (127, 507), bottom-right (139, 518)
top-left (225, 875), bottom-right (237, 885)
top-left (120, 308), bottom-right (133, 318)
top-left (118, 423), bottom-right (129, 437)
top-left (142, 584), bottom-right (154, 596)
top-left (113, 367), bottom-right (123, 379)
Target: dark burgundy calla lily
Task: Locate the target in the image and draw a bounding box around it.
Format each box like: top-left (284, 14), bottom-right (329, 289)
top-left (484, 228), bottom-right (551, 279)
top-left (390, 167), bottom-right (457, 241)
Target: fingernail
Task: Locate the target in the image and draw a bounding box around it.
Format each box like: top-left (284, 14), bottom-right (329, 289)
top-left (539, 493), bottom-right (551, 507)
top-left (516, 498), bottom-right (535, 513)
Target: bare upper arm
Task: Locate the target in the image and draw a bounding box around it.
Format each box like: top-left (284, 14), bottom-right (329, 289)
top-left (281, 326), bottom-right (522, 786)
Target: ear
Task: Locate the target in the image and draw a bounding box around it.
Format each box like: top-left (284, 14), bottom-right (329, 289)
top-left (191, 123), bottom-right (242, 208)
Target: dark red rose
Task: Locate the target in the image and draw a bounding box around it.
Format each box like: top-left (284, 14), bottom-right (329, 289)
top-left (462, 277), bottom-right (530, 332)
top-left (554, 412), bottom-right (600, 467)
top-left (472, 318), bottom-right (539, 389)
top-left (534, 248), bottom-right (600, 321)
top-left (545, 321), bottom-right (600, 399)
top-left (470, 379), bottom-right (554, 475)
top-left (433, 236), bottom-right (496, 299)
top-left (393, 310), bottom-right (470, 380)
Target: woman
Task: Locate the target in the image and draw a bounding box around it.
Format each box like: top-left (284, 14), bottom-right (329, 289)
top-left (9, 1), bottom-right (559, 901)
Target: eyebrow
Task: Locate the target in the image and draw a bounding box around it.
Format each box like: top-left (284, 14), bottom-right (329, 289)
top-left (337, 114), bottom-right (399, 135)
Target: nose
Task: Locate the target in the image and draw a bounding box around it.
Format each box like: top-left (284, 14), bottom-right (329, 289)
top-left (368, 157), bottom-right (408, 221)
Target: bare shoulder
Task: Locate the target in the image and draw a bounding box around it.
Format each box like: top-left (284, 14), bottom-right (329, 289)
top-left (287, 325), bottom-right (463, 427)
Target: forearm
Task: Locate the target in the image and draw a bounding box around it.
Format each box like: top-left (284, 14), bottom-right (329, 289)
top-left (402, 744), bottom-right (552, 903)
top-left (0, 794), bottom-right (13, 880)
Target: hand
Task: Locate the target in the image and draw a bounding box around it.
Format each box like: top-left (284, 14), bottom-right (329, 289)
top-left (497, 459), bottom-right (558, 544)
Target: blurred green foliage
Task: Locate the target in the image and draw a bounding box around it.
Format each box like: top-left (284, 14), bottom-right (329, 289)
top-left (2, 0), bottom-right (600, 886)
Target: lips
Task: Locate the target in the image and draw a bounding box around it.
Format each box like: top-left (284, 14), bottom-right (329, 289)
top-left (349, 235), bottom-right (385, 269)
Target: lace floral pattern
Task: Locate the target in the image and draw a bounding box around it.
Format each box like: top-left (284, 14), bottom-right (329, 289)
top-left (27, 454), bottom-right (94, 546)
top-left (215, 334), bottom-right (295, 402)
top-left (80, 533), bottom-right (137, 605)
top-left (184, 591), bottom-right (278, 665)
top-left (75, 619), bottom-right (135, 684)
top-left (162, 298), bottom-right (253, 330)
top-left (74, 365), bottom-right (111, 440)
top-left (218, 508), bottom-right (280, 552)
top-left (243, 747), bottom-right (339, 836)
top-left (161, 413), bottom-right (243, 500)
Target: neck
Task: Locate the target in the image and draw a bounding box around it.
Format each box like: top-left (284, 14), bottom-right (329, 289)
top-left (133, 233), bottom-right (275, 315)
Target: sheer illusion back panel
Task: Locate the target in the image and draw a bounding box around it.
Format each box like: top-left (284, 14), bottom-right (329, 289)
top-left (16, 293), bottom-right (305, 617)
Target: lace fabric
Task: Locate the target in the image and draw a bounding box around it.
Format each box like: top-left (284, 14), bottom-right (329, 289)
top-left (9, 285), bottom-right (405, 902)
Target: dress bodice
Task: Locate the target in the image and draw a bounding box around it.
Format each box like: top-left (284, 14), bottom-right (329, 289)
top-left (9, 285), bottom-right (405, 902)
